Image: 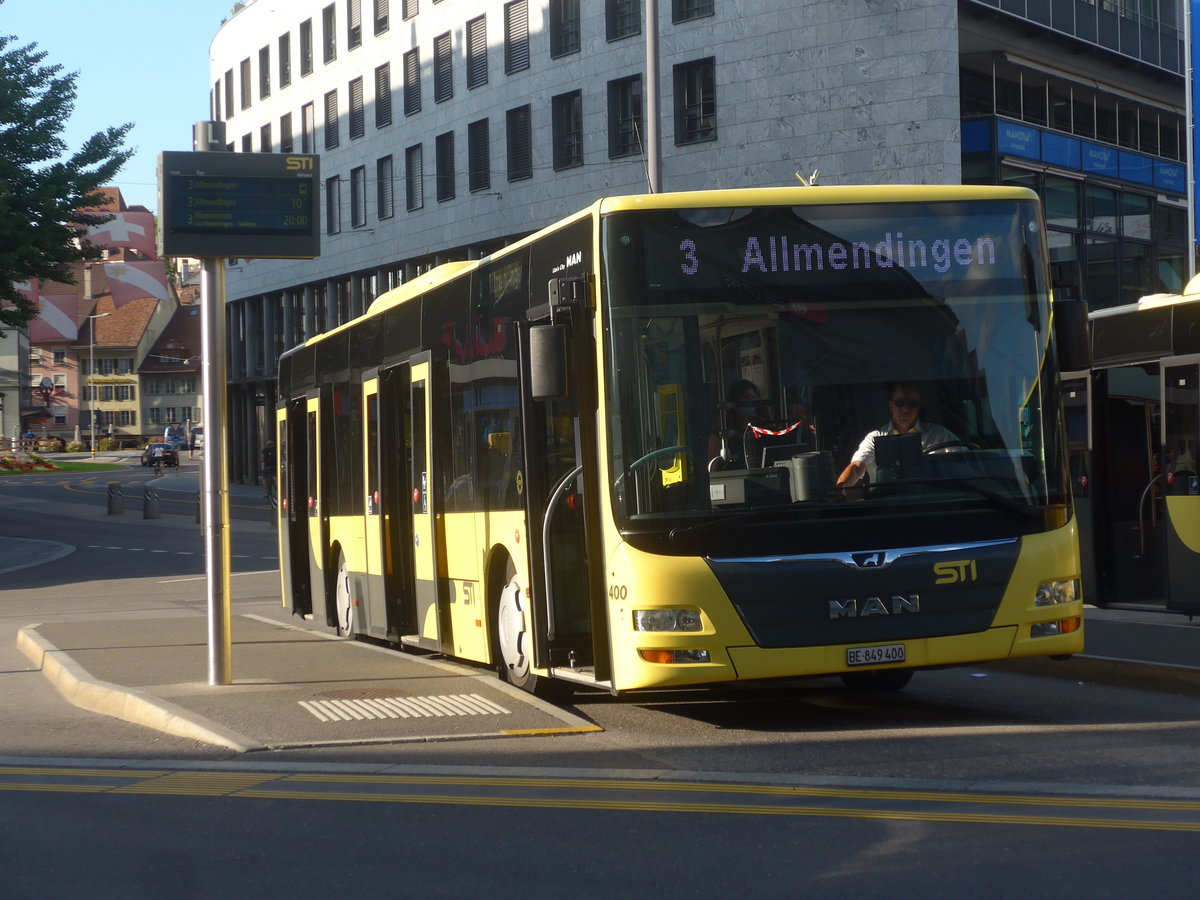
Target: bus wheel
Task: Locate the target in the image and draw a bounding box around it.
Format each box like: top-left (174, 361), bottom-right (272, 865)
top-left (839, 669), bottom-right (913, 692)
top-left (333, 551), bottom-right (355, 637)
top-left (496, 575), bottom-right (535, 691)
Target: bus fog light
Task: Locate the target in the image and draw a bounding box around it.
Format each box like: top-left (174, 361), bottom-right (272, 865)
top-left (1034, 579), bottom-right (1079, 607)
top-left (639, 648), bottom-right (711, 664)
top-left (1031, 617), bottom-right (1080, 638)
top-left (633, 608), bottom-right (703, 632)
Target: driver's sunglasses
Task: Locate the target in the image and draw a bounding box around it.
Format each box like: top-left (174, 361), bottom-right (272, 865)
top-left (891, 398), bottom-right (919, 410)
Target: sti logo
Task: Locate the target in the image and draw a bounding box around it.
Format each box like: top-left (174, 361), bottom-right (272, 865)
top-left (286, 156), bottom-right (315, 171)
top-left (933, 559), bottom-right (978, 585)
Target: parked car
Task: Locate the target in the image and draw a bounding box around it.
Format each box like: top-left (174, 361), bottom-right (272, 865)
top-left (141, 442), bottom-right (180, 468)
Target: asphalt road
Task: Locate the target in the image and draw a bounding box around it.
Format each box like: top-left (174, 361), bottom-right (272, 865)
top-left (3, 457), bottom-right (1200, 896)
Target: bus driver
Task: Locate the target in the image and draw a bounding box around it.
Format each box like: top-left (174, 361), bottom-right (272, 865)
top-left (836, 382), bottom-right (956, 488)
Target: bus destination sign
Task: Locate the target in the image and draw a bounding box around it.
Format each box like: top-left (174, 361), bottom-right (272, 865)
top-left (158, 151), bottom-right (320, 259)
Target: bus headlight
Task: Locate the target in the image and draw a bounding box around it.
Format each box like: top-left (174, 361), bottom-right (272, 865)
top-left (1034, 579), bottom-right (1079, 607)
top-left (632, 608), bottom-right (703, 632)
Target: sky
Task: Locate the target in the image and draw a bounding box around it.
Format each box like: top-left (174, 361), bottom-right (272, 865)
top-left (3, 0), bottom-right (235, 211)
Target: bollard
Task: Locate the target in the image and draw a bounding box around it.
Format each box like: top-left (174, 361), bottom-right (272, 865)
top-left (106, 483), bottom-right (124, 516)
top-left (143, 486), bottom-right (160, 520)
top-left (195, 491), bottom-right (202, 526)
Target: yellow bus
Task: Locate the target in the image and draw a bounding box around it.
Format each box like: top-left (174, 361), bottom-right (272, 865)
top-left (275, 185), bottom-right (1087, 696)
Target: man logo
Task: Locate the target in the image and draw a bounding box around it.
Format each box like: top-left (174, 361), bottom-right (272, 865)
top-left (851, 551), bottom-right (887, 568)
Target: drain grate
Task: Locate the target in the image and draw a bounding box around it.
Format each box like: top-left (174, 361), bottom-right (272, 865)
top-left (299, 692), bottom-right (511, 722)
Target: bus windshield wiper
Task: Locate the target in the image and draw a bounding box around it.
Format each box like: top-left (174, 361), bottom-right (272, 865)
top-left (869, 475), bottom-right (1041, 519)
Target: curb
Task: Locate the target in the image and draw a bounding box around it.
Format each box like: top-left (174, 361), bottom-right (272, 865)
top-left (16, 624), bottom-right (265, 753)
top-left (992, 654), bottom-right (1200, 697)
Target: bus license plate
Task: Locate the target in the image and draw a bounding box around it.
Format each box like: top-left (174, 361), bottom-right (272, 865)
top-left (846, 644), bottom-right (906, 667)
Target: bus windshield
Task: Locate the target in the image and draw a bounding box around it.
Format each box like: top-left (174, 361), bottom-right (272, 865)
top-left (602, 198), bottom-right (1066, 546)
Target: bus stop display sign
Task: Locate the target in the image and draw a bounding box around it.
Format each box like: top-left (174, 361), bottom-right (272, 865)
top-left (158, 151), bottom-right (320, 259)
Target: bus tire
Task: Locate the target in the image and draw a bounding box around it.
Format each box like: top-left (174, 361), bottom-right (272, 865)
top-left (839, 669), bottom-right (913, 692)
top-left (496, 574), bottom-right (536, 691)
top-left (333, 550), bottom-right (355, 638)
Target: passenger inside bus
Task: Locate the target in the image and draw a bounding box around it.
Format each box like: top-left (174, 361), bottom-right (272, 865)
top-left (835, 382), bottom-right (958, 487)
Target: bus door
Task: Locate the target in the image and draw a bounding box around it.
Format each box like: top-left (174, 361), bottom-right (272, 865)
top-left (1062, 376), bottom-right (1095, 602)
top-left (1093, 364), bottom-right (1166, 605)
top-left (304, 394), bottom-right (327, 624)
top-left (359, 376), bottom-right (388, 638)
top-left (519, 322), bottom-right (599, 678)
top-left (408, 354), bottom-right (445, 650)
top-left (1162, 362), bottom-right (1200, 616)
top-left (280, 394), bottom-right (314, 617)
top-left (378, 363), bottom-right (417, 641)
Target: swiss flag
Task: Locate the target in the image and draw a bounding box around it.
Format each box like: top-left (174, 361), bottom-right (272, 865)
top-left (83, 211), bottom-right (157, 258)
top-left (104, 261), bottom-right (169, 306)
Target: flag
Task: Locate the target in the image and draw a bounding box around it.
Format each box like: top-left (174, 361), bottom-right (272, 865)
top-left (84, 211), bottom-right (158, 258)
top-left (104, 261), bottom-right (169, 306)
top-left (27, 293), bottom-right (80, 342)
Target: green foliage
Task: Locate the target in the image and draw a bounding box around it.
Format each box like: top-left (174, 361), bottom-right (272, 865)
top-left (0, 11), bottom-right (134, 331)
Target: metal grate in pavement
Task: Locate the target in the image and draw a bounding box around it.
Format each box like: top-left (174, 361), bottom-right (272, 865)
top-left (298, 693), bottom-right (511, 722)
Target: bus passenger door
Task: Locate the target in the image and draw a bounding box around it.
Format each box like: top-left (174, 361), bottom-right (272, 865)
top-left (408, 356), bottom-right (444, 650)
top-left (1162, 363), bottom-right (1200, 616)
top-left (360, 377), bottom-right (388, 638)
top-left (379, 364), bottom-right (417, 640)
top-left (280, 397), bottom-right (312, 617)
top-left (304, 396), bottom-right (327, 624)
top-left (1093, 364), bottom-right (1166, 605)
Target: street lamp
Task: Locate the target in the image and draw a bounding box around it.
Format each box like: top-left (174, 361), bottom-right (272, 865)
top-left (87, 312), bottom-right (111, 457)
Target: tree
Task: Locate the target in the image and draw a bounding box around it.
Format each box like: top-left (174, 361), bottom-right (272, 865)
top-left (0, 12), bottom-right (133, 332)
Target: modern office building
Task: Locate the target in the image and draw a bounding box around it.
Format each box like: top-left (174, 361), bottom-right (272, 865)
top-left (209, 0), bottom-right (1190, 479)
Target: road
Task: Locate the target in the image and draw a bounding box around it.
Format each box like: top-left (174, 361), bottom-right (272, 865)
top-left (2, 456), bottom-right (1199, 896)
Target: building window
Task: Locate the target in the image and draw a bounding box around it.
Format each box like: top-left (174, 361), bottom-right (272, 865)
top-left (148, 408), bottom-right (163, 426)
top-left (403, 49), bottom-right (421, 115)
top-left (402, 0), bottom-right (417, 20)
top-left (28, 348), bottom-right (40, 366)
top-left (435, 131), bottom-right (455, 202)
top-left (552, 90), bottom-right (583, 170)
top-left (672, 0), bottom-right (713, 22)
top-left (302, 102), bottom-right (316, 152)
top-left (377, 155), bottom-right (394, 219)
top-left (258, 46), bottom-right (270, 99)
top-left (504, 2), bottom-right (529, 74)
top-left (674, 57), bottom-right (716, 144)
top-left (351, 166), bottom-right (367, 227)
top-left (550, 0), bottom-right (580, 57)
top-left (375, 63), bottom-right (392, 127)
top-left (279, 33), bottom-right (292, 88)
top-left (280, 113), bottom-right (294, 153)
top-left (260, 123), bottom-right (273, 152)
top-left (405, 144), bottom-right (423, 210)
top-left (240, 58), bottom-right (251, 109)
top-left (213, 80), bottom-right (221, 121)
top-left (466, 16), bottom-right (488, 89)
top-left (349, 77), bottom-right (365, 139)
top-left (374, 0), bottom-right (389, 34)
top-left (53, 406), bottom-right (67, 426)
top-left (608, 74), bottom-right (642, 157)
top-left (326, 175), bottom-right (342, 233)
top-left (52, 349), bottom-right (66, 365)
top-left (322, 4), bottom-right (337, 64)
top-left (347, 0), bottom-right (362, 50)
top-left (468, 119), bottom-right (490, 192)
top-left (119, 410), bottom-right (137, 428)
top-left (300, 19), bottom-right (314, 76)
top-left (224, 69), bottom-right (234, 118)
top-left (606, 0), bottom-right (640, 41)
top-left (241, 132), bottom-right (253, 152)
top-left (324, 90), bottom-right (339, 149)
top-left (506, 105), bottom-right (532, 181)
top-left (434, 33), bottom-right (453, 103)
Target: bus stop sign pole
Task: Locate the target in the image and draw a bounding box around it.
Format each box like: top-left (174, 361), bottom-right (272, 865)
top-left (200, 257), bottom-right (233, 686)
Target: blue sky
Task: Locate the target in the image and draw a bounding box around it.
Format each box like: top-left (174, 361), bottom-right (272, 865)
top-left (3, 0), bottom-right (234, 211)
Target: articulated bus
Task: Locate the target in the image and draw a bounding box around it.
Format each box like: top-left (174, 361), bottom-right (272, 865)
top-left (275, 185), bottom-right (1088, 696)
top-left (1067, 285), bottom-right (1200, 618)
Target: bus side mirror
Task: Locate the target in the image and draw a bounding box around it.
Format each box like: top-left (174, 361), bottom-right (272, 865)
top-left (1054, 298), bottom-right (1091, 372)
top-left (529, 324), bottom-right (570, 401)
